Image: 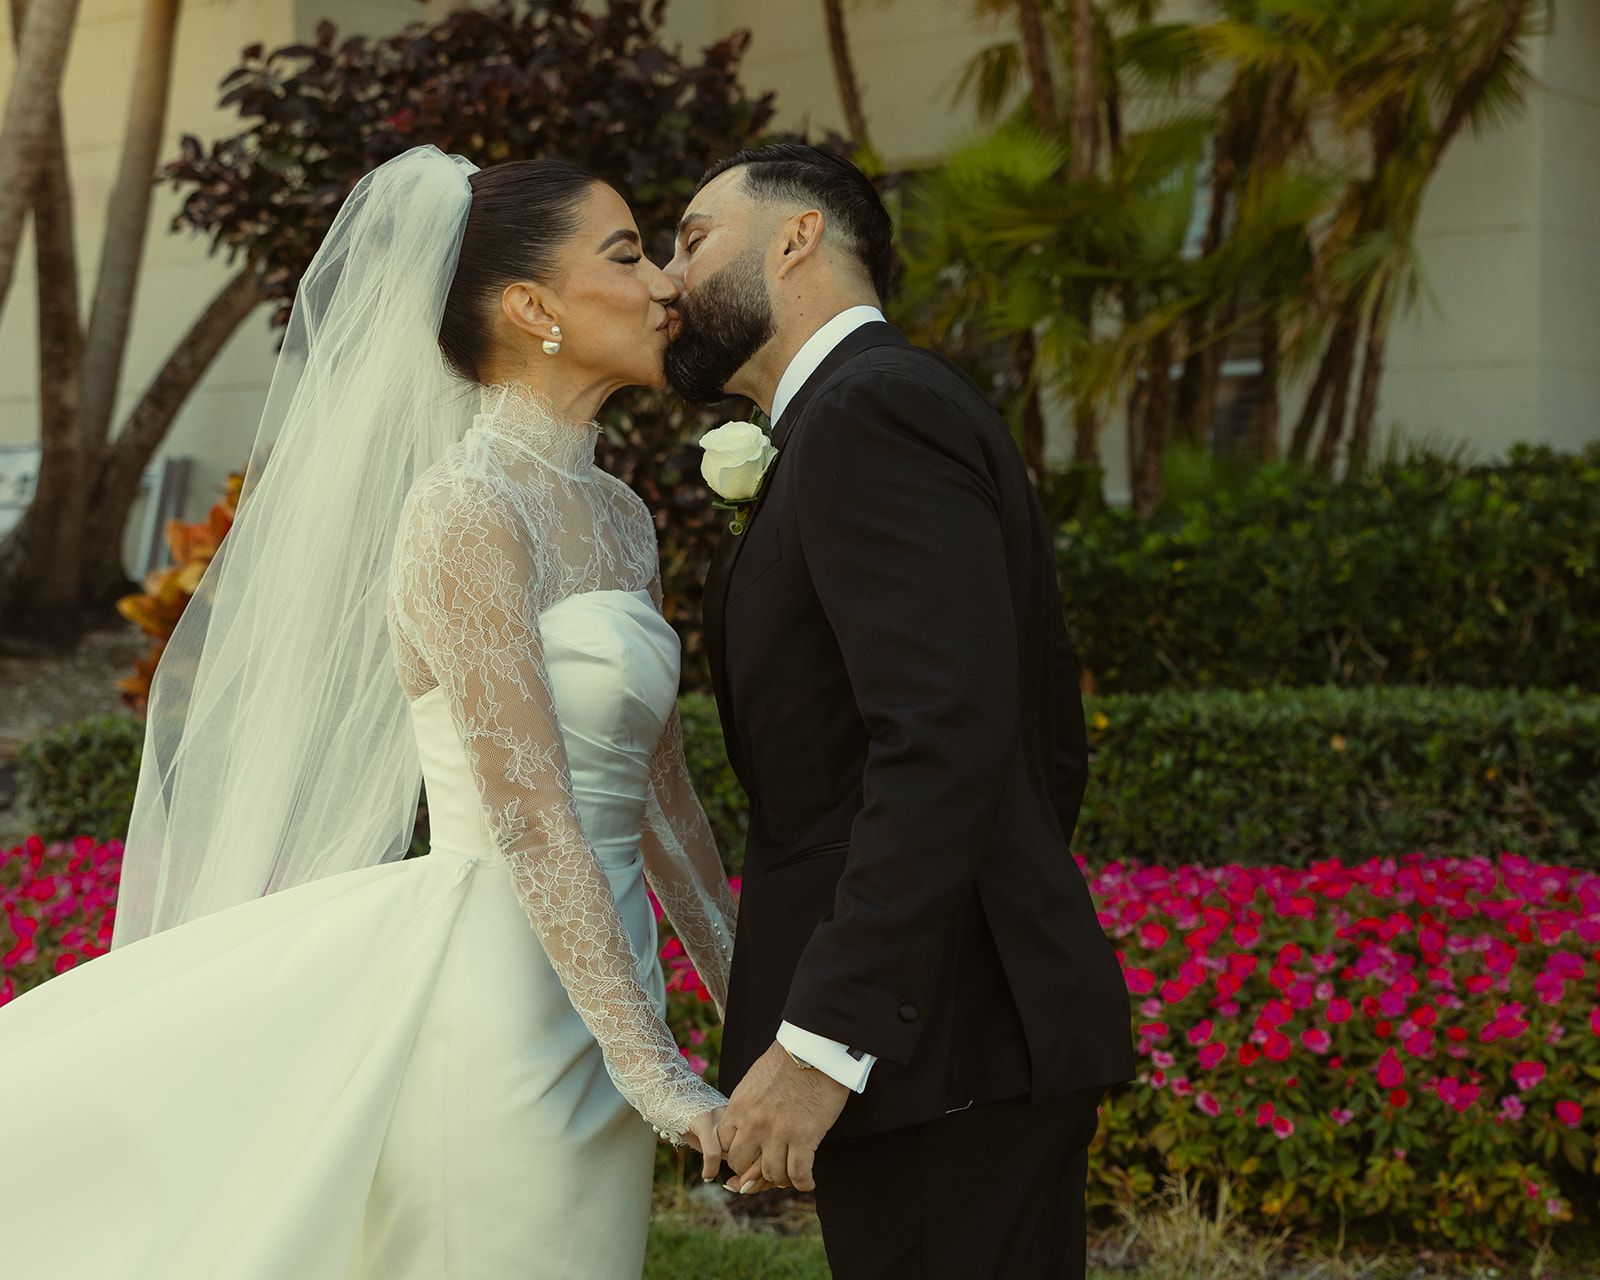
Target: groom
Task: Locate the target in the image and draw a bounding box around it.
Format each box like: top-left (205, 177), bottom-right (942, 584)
top-left (661, 145), bottom-right (1134, 1278)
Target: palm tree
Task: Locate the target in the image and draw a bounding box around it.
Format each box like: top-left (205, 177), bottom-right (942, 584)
top-left (0, 0), bottom-right (81, 309)
top-left (822, 0), bottom-right (873, 149)
top-left (0, 0), bottom-right (264, 650)
top-left (1287, 0), bottom-right (1549, 473)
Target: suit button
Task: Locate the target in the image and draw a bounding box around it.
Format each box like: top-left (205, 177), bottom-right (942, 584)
top-left (898, 1003), bottom-right (918, 1023)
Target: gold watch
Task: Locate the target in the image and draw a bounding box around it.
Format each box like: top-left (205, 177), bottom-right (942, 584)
top-left (781, 1044), bottom-right (816, 1071)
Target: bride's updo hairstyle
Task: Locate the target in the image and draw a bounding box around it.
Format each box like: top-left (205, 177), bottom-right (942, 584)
top-left (438, 157), bottom-right (600, 383)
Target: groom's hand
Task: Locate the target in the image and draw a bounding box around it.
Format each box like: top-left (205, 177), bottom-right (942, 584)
top-left (718, 1040), bottom-right (849, 1194)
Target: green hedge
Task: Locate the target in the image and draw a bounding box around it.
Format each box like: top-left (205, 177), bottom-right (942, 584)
top-left (21, 688), bottom-right (1599, 870)
top-left (11, 700), bottom-right (749, 868)
top-left (1058, 445), bottom-right (1600, 695)
top-left (1075, 686), bottom-right (1600, 867)
top-left (16, 714), bottom-right (144, 844)
top-left (670, 687), bottom-right (1600, 869)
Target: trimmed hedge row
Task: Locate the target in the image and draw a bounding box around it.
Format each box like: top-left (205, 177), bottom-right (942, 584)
top-left (1058, 445), bottom-right (1600, 695)
top-left (11, 699), bottom-right (750, 866)
top-left (1075, 687), bottom-right (1600, 868)
top-left (16, 715), bottom-right (143, 844)
top-left (19, 688), bottom-right (1599, 870)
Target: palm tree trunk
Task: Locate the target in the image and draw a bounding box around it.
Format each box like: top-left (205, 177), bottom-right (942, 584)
top-left (1069, 0), bottom-right (1096, 178)
top-left (1072, 401), bottom-right (1099, 465)
top-left (1348, 278), bottom-right (1392, 473)
top-left (78, 0), bottom-right (182, 449)
top-left (1313, 322), bottom-right (1358, 478)
top-left (1013, 329), bottom-right (1047, 483)
top-left (1016, 0), bottom-right (1058, 133)
top-left (1254, 307), bottom-right (1280, 462)
top-left (1288, 313), bottom-right (1352, 464)
top-left (821, 0), bottom-right (871, 149)
top-left (0, 0), bottom-right (83, 313)
top-left (82, 266), bottom-right (263, 603)
top-left (1134, 332), bottom-right (1173, 517)
top-left (8, 0), bottom-right (82, 449)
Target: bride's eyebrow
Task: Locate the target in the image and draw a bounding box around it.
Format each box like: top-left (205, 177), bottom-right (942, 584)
top-left (598, 229), bottom-right (640, 252)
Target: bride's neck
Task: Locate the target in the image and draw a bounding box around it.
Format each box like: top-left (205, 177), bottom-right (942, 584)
top-left (478, 357), bottom-right (620, 426)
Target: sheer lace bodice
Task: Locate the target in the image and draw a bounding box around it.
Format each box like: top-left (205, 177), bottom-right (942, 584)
top-left (386, 383), bottom-right (736, 1140)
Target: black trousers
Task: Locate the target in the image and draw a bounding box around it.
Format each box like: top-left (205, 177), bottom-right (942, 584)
top-left (811, 1087), bottom-right (1105, 1280)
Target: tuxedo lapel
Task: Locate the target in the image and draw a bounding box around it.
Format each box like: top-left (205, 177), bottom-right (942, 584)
top-left (702, 322), bottom-right (911, 781)
top-left (770, 322), bottom-right (908, 449)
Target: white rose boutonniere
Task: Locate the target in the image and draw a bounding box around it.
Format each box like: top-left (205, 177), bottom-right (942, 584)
top-left (699, 420), bottom-right (778, 535)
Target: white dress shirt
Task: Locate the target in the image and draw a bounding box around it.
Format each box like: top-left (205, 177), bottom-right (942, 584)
top-left (769, 303), bottom-right (886, 1095)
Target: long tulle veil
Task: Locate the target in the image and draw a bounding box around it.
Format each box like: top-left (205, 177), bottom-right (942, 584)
top-left (114, 146), bottom-right (482, 946)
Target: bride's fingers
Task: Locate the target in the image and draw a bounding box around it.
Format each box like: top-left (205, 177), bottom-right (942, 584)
top-left (692, 1112), bottom-right (724, 1182)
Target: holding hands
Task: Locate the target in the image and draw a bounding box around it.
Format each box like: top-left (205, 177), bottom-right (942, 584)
top-left (712, 1040), bottom-right (850, 1194)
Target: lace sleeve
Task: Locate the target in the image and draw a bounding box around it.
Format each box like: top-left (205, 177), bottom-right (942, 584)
top-left (641, 699), bottom-right (739, 1019)
top-left (389, 474), bottom-right (725, 1140)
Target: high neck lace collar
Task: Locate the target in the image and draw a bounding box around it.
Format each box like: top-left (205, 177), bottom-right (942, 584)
top-left (475, 383), bottom-right (599, 479)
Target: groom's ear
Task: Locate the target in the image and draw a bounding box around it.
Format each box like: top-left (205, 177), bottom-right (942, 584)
top-left (774, 209), bottom-right (826, 280)
top-left (500, 281), bottom-right (560, 343)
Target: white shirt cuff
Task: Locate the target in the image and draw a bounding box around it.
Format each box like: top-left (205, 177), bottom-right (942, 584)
top-left (776, 1021), bottom-right (876, 1094)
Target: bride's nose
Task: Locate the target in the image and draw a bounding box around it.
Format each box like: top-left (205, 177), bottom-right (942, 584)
top-left (644, 258), bottom-right (679, 306)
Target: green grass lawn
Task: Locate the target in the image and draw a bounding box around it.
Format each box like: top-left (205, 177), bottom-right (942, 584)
top-left (644, 1222), bottom-right (832, 1279)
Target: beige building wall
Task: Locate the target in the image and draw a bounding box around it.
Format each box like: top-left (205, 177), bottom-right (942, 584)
top-left (0, 0), bottom-right (1594, 559)
top-left (1380, 4), bottom-right (1600, 459)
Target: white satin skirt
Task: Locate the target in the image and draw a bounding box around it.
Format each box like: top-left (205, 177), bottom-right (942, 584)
top-left (0, 846), bottom-right (659, 1279)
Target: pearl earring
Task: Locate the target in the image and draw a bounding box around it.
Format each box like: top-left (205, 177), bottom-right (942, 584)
top-left (542, 324), bottom-right (562, 357)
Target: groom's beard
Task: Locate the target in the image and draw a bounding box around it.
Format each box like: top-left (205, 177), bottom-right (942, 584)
top-left (663, 245), bottom-right (776, 404)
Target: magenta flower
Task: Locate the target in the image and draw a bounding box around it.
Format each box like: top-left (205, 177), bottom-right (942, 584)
top-left (1301, 1028), bottom-right (1332, 1054)
top-left (1330, 1107), bottom-right (1354, 1127)
top-left (1501, 1095), bottom-right (1526, 1121)
top-left (1555, 1100), bottom-right (1583, 1128)
top-left (1326, 997), bottom-right (1353, 1023)
top-left (1187, 1019), bottom-right (1214, 1046)
top-left (1195, 1091), bottom-right (1220, 1117)
top-left (1511, 1061), bottom-right (1546, 1091)
top-left (1376, 1048), bottom-right (1405, 1089)
top-left (1198, 1041), bottom-right (1228, 1070)
top-left (1271, 1115), bottom-right (1295, 1139)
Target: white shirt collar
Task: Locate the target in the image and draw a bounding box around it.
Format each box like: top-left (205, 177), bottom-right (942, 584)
top-left (768, 305), bottom-right (885, 428)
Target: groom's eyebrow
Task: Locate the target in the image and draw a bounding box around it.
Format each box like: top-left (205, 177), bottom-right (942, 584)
top-left (675, 212), bottom-right (710, 242)
top-left (598, 229), bottom-right (640, 251)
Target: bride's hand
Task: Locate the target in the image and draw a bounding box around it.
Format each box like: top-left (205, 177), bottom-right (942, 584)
top-left (682, 1106), bottom-right (726, 1182)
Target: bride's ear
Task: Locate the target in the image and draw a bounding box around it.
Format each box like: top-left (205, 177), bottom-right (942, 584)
top-left (500, 282), bottom-right (561, 346)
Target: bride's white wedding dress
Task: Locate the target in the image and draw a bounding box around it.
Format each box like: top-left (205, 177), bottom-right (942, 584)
top-left (0, 385), bottom-right (735, 1279)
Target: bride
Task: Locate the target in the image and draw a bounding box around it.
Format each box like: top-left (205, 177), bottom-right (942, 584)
top-left (0, 146), bottom-right (737, 1277)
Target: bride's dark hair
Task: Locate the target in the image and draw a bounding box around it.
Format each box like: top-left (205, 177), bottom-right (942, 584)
top-left (438, 157), bottom-right (600, 383)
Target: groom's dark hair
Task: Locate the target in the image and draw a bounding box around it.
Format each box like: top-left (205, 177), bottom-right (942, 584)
top-left (698, 144), bottom-right (894, 301)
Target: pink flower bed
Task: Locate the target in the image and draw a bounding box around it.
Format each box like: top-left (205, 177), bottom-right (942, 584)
top-left (1, 836), bottom-right (119, 1005)
top-left (1088, 852), bottom-right (1600, 1249)
top-left (8, 835), bottom-right (1599, 1249)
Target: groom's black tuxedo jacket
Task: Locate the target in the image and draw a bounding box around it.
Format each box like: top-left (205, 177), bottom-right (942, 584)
top-left (705, 323), bottom-right (1135, 1139)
